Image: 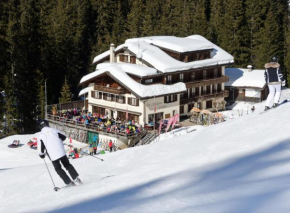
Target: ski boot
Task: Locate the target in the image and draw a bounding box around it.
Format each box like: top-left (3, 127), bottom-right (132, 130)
top-left (264, 106), bottom-right (271, 111)
top-left (273, 103), bottom-right (279, 108)
top-left (74, 177), bottom-right (83, 185)
top-left (65, 181), bottom-right (76, 188)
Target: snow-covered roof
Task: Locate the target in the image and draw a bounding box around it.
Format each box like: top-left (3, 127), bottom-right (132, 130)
top-left (79, 63), bottom-right (186, 99)
top-left (93, 44), bottom-right (126, 64)
top-left (127, 36), bottom-right (214, 53)
top-left (96, 63), bottom-right (157, 77)
top-left (92, 35), bottom-right (234, 73)
top-left (78, 87), bottom-right (90, 97)
top-left (225, 68), bottom-right (266, 88)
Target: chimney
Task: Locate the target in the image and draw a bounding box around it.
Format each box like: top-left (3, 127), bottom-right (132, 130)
top-left (247, 65), bottom-right (252, 72)
top-left (110, 43), bottom-right (115, 63)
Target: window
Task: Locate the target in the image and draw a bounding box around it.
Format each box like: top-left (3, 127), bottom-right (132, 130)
top-left (180, 93), bottom-right (184, 100)
top-left (195, 87), bottom-right (200, 96)
top-left (123, 55), bottom-right (128, 62)
top-left (117, 95), bottom-right (125, 104)
top-left (128, 97), bottom-right (139, 106)
top-left (206, 100), bottom-right (212, 108)
top-left (173, 110), bottom-right (176, 116)
top-left (188, 104), bottom-right (193, 112)
top-left (94, 91), bottom-right (99, 99)
top-left (164, 94), bottom-right (177, 103)
top-left (203, 70), bottom-right (207, 79)
top-left (203, 86), bottom-right (207, 94)
top-left (214, 68), bottom-right (217, 78)
top-left (179, 73), bottom-right (184, 82)
top-left (145, 79), bottom-right (153, 84)
top-left (191, 72), bottom-right (195, 81)
top-left (107, 94), bottom-right (111, 101)
top-left (213, 84), bottom-right (217, 93)
top-left (197, 102), bottom-right (201, 109)
top-left (196, 53), bottom-right (200, 60)
top-left (218, 83), bottom-right (222, 92)
top-left (180, 105), bottom-right (184, 114)
top-left (91, 91), bottom-right (102, 99)
top-left (167, 75), bottom-right (172, 84)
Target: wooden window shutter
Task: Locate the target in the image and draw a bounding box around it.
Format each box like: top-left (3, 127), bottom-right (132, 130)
top-left (123, 96), bottom-right (126, 104)
top-left (128, 97), bottom-right (132, 105)
top-left (99, 92), bottom-right (102, 99)
top-left (130, 56), bottom-right (136, 64)
top-left (119, 54), bottom-right (124, 62)
top-left (174, 94), bottom-right (177, 102)
top-left (136, 99), bottom-right (139, 106)
top-left (91, 91), bottom-right (95, 98)
top-left (164, 96), bottom-right (167, 103)
top-left (103, 93), bottom-right (107, 100)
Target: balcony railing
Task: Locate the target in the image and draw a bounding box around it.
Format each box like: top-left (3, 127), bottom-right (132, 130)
top-left (185, 76), bottom-right (229, 88)
top-left (180, 90), bottom-right (229, 105)
top-left (94, 85), bottom-right (126, 94)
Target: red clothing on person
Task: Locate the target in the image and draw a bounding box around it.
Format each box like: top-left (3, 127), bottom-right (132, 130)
top-left (109, 141), bottom-right (113, 147)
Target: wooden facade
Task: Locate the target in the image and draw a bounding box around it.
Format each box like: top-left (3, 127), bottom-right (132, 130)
top-left (225, 86), bottom-right (268, 104)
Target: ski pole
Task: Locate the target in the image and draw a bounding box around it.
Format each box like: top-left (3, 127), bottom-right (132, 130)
top-left (80, 151), bottom-right (104, 161)
top-left (43, 159), bottom-right (59, 191)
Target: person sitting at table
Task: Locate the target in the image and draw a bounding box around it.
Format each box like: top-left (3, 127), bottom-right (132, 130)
top-left (125, 128), bottom-right (130, 135)
top-left (131, 125), bottom-right (136, 133)
top-left (120, 124), bottom-right (125, 132)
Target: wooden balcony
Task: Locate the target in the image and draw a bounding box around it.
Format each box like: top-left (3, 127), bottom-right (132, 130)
top-left (185, 76), bottom-right (229, 88)
top-left (94, 84), bottom-right (126, 94)
top-left (180, 90), bottom-right (229, 105)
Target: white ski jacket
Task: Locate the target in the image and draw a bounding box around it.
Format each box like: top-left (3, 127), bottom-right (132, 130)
top-left (38, 127), bottom-right (66, 161)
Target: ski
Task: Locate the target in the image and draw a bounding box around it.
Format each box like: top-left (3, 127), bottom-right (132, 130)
top-left (53, 178), bottom-right (83, 191)
top-left (260, 99), bottom-right (288, 114)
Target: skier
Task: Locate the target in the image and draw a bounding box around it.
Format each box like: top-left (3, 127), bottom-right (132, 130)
top-left (93, 134), bottom-right (98, 155)
top-left (37, 120), bottom-right (82, 186)
top-left (109, 140), bottom-right (113, 152)
top-left (264, 56), bottom-right (286, 111)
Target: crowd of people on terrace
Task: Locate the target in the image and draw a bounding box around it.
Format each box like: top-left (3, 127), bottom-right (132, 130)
top-left (49, 108), bottom-right (143, 137)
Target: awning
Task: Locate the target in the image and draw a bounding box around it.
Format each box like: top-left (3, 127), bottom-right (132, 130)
top-left (190, 107), bottom-right (201, 113)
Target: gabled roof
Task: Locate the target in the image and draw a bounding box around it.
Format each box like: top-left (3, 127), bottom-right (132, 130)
top-left (78, 87), bottom-right (90, 97)
top-left (92, 35), bottom-right (234, 73)
top-left (93, 44), bottom-right (126, 64)
top-left (225, 68), bottom-right (266, 89)
top-left (97, 63), bottom-right (157, 77)
top-left (79, 63), bottom-right (186, 99)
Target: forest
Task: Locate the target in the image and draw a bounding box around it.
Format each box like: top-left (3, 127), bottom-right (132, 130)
top-left (0, 0), bottom-right (289, 134)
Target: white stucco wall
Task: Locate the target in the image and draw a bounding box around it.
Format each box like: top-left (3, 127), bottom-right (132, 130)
top-left (144, 96), bottom-right (180, 123)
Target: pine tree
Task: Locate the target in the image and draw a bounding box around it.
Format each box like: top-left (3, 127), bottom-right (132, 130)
top-left (35, 70), bottom-right (45, 119)
top-left (59, 77), bottom-right (72, 103)
top-left (214, 0), bottom-right (250, 67)
top-left (92, 0), bottom-right (116, 55)
top-left (141, 0), bottom-right (163, 36)
top-left (125, 0), bottom-right (145, 38)
top-left (111, 0), bottom-right (128, 45)
top-left (187, 0), bottom-right (210, 38)
top-left (253, 2), bottom-right (281, 68)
